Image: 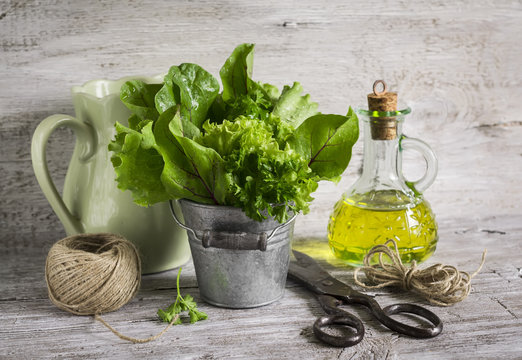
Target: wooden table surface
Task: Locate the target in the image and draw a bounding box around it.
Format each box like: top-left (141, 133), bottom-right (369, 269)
top-left (1, 1), bottom-right (521, 359)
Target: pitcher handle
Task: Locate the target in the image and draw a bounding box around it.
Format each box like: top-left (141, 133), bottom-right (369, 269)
top-left (31, 114), bottom-right (95, 234)
top-left (399, 135), bottom-right (438, 194)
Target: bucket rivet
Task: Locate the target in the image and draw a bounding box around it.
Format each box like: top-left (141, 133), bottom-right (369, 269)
top-left (322, 280), bottom-right (334, 286)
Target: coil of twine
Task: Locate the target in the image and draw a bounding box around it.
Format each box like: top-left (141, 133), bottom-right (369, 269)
top-left (45, 233), bottom-right (141, 315)
top-left (353, 239), bottom-right (487, 306)
top-left (45, 233), bottom-right (179, 343)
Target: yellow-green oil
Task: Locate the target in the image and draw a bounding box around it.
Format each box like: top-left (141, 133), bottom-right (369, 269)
top-left (327, 191), bottom-right (438, 266)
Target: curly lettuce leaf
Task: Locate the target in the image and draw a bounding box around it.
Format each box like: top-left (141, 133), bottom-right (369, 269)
top-left (261, 83), bottom-right (281, 105)
top-left (288, 108), bottom-right (359, 180)
top-left (227, 136), bottom-right (317, 222)
top-left (272, 82), bottom-right (318, 128)
top-left (195, 117), bottom-right (316, 222)
top-left (127, 114), bottom-right (153, 132)
top-left (108, 123), bottom-right (170, 206)
top-left (196, 119), bottom-right (249, 157)
top-left (223, 88), bottom-right (273, 122)
top-left (155, 63), bottom-right (219, 138)
top-left (120, 80), bottom-right (162, 121)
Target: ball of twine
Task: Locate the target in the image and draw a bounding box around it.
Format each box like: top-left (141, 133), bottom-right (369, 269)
top-left (45, 233), bottom-right (141, 316)
top-left (354, 239), bottom-right (486, 306)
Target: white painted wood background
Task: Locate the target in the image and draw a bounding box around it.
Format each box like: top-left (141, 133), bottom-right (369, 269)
top-left (1, 0), bottom-right (521, 359)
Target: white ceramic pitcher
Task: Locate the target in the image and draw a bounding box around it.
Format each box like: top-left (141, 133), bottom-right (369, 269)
top-left (31, 75), bottom-right (190, 274)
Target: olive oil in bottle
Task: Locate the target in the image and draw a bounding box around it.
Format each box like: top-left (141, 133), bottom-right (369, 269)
top-left (328, 81), bottom-right (439, 266)
top-left (328, 191), bottom-right (438, 266)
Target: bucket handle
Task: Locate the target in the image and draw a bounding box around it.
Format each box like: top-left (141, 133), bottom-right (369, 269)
top-left (169, 200), bottom-right (297, 251)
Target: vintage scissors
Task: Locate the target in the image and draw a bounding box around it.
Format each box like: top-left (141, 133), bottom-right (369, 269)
top-left (288, 250), bottom-right (443, 347)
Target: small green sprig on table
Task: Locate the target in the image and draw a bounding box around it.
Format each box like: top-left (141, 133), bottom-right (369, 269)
top-left (157, 268), bottom-right (208, 325)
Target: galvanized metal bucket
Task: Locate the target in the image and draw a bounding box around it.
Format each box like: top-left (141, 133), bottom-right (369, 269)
top-left (170, 199), bottom-right (296, 308)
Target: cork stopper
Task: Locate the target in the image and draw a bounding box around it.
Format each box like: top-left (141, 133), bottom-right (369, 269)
top-left (367, 80), bottom-right (398, 140)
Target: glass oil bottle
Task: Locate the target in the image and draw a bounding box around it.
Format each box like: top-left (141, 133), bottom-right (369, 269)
top-left (328, 81), bottom-right (438, 266)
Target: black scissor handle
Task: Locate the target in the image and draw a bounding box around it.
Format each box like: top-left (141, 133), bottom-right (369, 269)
top-left (372, 302), bottom-right (443, 338)
top-left (313, 314), bottom-right (365, 347)
top-left (313, 294), bottom-right (365, 347)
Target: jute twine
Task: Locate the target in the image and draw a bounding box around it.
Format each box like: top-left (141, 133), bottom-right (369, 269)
top-left (353, 239), bottom-right (487, 306)
top-left (45, 233), bottom-right (178, 343)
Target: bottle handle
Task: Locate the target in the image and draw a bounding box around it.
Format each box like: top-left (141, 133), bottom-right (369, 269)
top-left (399, 135), bottom-right (438, 194)
top-left (31, 114), bottom-right (96, 234)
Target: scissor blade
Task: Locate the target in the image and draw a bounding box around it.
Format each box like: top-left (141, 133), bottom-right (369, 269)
top-left (291, 249), bottom-right (329, 274)
top-left (288, 250), bottom-right (353, 296)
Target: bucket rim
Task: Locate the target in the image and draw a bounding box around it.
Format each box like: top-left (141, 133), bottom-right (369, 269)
top-left (172, 199), bottom-right (296, 250)
top-left (178, 198), bottom-right (243, 212)
top-left (177, 198), bottom-right (295, 220)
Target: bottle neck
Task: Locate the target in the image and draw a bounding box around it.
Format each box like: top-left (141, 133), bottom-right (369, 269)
top-left (347, 109), bottom-right (418, 207)
top-left (350, 119), bottom-right (417, 206)
top-left (361, 120), bottom-right (401, 181)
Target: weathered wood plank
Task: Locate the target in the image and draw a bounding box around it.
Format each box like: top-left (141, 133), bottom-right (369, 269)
top-left (1, 228), bottom-right (521, 359)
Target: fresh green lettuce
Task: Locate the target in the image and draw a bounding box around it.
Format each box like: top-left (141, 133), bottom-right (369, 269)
top-left (108, 123), bottom-right (170, 206)
top-left (288, 108), bottom-right (359, 181)
top-left (195, 116), bottom-right (316, 221)
top-left (272, 82), bottom-right (319, 128)
top-left (219, 43), bottom-right (255, 103)
top-left (109, 43), bottom-right (359, 222)
top-left (120, 80), bottom-right (162, 122)
top-left (155, 63), bottom-right (219, 139)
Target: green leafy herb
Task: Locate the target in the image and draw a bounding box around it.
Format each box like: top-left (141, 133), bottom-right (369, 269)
top-left (157, 268), bottom-right (208, 325)
top-left (109, 43), bottom-right (359, 222)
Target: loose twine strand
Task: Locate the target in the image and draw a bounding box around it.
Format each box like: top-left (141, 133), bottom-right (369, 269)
top-left (45, 233), bottom-right (177, 343)
top-left (94, 313), bottom-right (179, 344)
top-left (353, 239), bottom-right (487, 306)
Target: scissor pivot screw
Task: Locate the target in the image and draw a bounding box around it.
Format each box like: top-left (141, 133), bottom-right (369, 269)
top-left (322, 280), bottom-right (334, 286)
